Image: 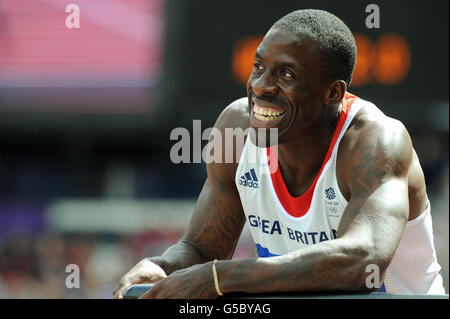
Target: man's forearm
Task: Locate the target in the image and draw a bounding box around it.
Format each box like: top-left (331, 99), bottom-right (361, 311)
top-left (152, 240), bottom-right (208, 275)
top-left (216, 238), bottom-right (373, 294)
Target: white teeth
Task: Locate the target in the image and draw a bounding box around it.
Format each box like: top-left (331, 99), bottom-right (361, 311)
top-left (254, 112), bottom-right (280, 122)
top-left (254, 105), bottom-right (284, 120)
top-left (254, 113), bottom-right (265, 121)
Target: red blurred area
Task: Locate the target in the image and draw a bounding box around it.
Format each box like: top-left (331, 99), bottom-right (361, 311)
top-left (0, 0), bottom-right (163, 87)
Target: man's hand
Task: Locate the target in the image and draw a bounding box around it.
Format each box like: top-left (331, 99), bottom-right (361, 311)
top-left (139, 262), bottom-right (218, 299)
top-left (113, 258), bottom-right (167, 299)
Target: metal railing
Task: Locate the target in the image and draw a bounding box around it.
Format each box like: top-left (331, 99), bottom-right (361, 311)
top-left (123, 284), bottom-right (449, 299)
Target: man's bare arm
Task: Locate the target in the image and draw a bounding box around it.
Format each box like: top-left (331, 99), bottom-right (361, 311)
top-left (150, 99), bottom-right (248, 275)
top-left (114, 99), bottom-right (248, 298)
top-left (156, 173), bottom-right (246, 275)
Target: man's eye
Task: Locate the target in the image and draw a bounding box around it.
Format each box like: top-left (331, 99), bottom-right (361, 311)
top-left (254, 63), bottom-right (264, 71)
top-left (280, 69), bottom-right (294, 78)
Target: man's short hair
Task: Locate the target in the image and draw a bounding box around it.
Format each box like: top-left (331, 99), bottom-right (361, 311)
top-left (271, 9), bottom-right (357, 87)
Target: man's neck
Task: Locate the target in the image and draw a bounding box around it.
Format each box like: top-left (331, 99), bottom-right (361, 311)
top-left (276, 110), bottom-right (341, 197)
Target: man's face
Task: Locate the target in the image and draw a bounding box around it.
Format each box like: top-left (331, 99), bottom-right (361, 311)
top-left (246, 28), bottom-right (330, 146)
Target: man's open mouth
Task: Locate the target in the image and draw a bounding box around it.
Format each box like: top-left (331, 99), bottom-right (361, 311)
top-left (253, 104), bottom-right (285, 122)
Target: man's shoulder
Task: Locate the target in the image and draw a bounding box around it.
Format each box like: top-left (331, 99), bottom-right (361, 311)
top-left (339, 97), bottom-right (427, 219)
top-left (213, 97), bottom-right (250, 132)
top-left (205, 98), bottom-right (250, 187)
top-left (347, 100), bottom-right (412, 152)
top-left (339, 99), bottom-right (413, 176)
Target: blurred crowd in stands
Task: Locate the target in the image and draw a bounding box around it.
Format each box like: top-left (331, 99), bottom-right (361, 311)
top-left (0, 230), bottom-right (185, 298)
top-left (0, 220), bottom-right (256, 298)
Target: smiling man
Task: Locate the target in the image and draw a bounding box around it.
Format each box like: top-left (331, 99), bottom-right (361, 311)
top-left (114, 9), bottom-right (445, 298)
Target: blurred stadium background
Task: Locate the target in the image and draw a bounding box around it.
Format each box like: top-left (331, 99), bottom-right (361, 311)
top-left (0, 0), bottom-right (448, 298)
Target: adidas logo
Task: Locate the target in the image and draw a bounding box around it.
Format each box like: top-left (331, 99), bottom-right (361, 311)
top-left (239, 168), bottom-right (259, 189)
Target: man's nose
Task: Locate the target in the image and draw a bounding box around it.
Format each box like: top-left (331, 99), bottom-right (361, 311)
top-left (251, 71), bottom-right (278, 96)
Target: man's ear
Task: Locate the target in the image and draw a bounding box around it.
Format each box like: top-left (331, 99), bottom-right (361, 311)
top-left (324, 80), bottom-right (346, 105)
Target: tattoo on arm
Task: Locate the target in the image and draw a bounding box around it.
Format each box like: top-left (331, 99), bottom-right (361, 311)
top-left (158, 170), bottom-right (245, 274)
top-left (338, 135), bottom-right (387, 236)
top-left (184, 174), bottom-right (246, 261)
